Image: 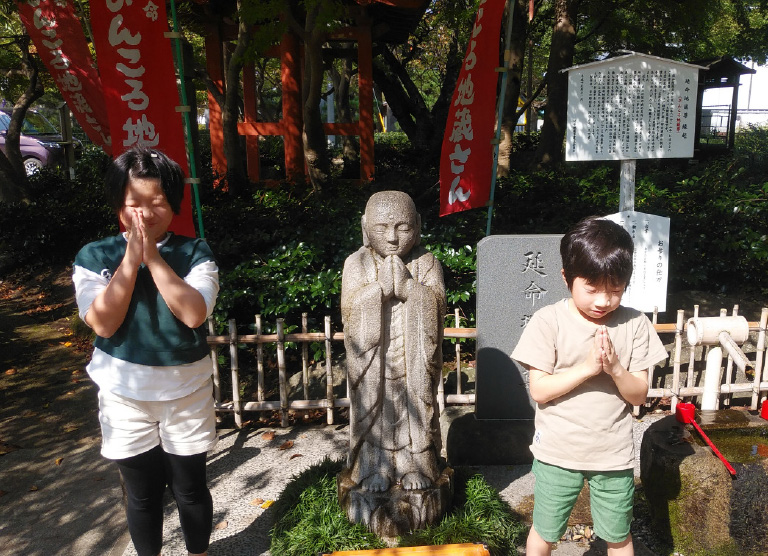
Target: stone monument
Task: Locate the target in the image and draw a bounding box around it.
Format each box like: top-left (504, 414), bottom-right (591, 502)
top-left (475, 235), bottom-right (568, 420)
top-left (338, 191), bottom-right (452, 539)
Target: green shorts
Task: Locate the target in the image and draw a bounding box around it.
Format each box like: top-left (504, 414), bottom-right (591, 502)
top-left (531, 459), bottom-right (634, 544)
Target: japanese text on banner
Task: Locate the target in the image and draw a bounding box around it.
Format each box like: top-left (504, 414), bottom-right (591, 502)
top-left (90, 0), bottom-right (194, 236)
top-left (439, 0), bottom-right (506, 217)
top-left (18, 0), bottom-right (111, 154)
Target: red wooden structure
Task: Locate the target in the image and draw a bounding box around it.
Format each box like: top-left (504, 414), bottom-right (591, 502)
top-left (204, 1), bottom-right (429, 185)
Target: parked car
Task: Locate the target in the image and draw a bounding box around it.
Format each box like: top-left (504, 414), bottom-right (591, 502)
top-left (0, 108), bottom-right (80, 175)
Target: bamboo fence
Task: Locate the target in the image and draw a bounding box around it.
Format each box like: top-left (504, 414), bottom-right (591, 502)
top-left (207, 306), bottom-right (768, 428)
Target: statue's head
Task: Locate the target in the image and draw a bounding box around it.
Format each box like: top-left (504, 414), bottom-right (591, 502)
top-left (362, 191), bottom-right (421, 258)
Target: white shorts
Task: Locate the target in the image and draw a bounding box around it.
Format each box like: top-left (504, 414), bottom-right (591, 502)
top-left (98, 379), bottom-right (218, 460)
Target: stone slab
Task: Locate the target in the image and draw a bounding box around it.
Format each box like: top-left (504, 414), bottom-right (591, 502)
top-left (475, 235), bottom-right (569, 419)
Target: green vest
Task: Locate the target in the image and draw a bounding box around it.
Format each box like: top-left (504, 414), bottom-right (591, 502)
top-left (75, 233), bottom-right (215, 366)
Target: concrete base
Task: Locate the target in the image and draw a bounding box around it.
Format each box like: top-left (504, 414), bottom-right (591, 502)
top-left (337, 466), bottom-right (453, 538)
top-left (440, 406), bottom-right (534, 465)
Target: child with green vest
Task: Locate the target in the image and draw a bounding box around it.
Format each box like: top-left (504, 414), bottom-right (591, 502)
top-left (73, 146), bottom-right (218, 556)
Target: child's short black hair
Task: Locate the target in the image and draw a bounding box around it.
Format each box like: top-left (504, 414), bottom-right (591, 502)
top-left (560, 216), bottom-right (634, 289)
top-left (104, 147), bottom-right (185, 214)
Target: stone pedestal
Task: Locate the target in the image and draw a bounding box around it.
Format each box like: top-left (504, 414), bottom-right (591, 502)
top-left (337, 466), bottom-right (454, 539)
top-left (640, 412), bottom-right (768, 554)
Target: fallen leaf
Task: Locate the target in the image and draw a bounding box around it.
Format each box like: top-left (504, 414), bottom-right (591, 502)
top-left (55, 457), bottom-right (64, 466)
top-left (262, 431), bottom-right (275, 441)
top-left (5, 369), bottom-right (16, 375)
top-left (250, 497), bottom-right (264, 506)
top-left (278, 440), bottom-right (294, 450)
top-left (289, 453), bottom-right (303, 460)
top-left (29, 485), bottom-right (39, 492)
top-left (260, 500), bottom-right (274, 509)
top-left (214, 520), bottom-right (228, 530)
top-left (71, 370), bottom-right (83, 376)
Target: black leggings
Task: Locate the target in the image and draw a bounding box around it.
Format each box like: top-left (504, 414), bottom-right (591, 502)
top-left (116, 446), bottom-right (212, 556)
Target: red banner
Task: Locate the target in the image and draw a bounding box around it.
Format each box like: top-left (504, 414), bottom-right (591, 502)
top-left (439, 0), bottom-right (506, 217)
top-left (89, 0), bottom-right (194, 236)
top-left (18, 0), bottom-right (111, 154)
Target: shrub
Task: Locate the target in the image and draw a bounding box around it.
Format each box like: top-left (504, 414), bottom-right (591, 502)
top-left (269, 458), bottom-right (386, 555)
top-left (0, 146), bottom-right (114, 272)
top-left (401, 471), bottom-right (527, 555)
top-left (269, 459), bottom-right (527, 556)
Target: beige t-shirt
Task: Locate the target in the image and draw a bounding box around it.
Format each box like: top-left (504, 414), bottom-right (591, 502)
top-left (511, 299), bottom-right (667, 471)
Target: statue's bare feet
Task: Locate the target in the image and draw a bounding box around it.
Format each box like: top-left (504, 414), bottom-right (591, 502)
top-left (361, 473), bottom-right (391, 492)
top-left (401, 472), bottom-right (432, 490)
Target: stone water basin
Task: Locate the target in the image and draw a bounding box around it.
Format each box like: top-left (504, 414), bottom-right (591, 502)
top-left (640, 408), bottom-right (768, 555)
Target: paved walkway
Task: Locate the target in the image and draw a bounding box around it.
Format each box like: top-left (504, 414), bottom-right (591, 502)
top-left (1, 402), bottom-right (659, 555)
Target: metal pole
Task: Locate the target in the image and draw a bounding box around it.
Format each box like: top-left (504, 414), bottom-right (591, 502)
top-left (486, 1), bottom-right (516, 236)
top-left (169, 0), bottom-right (206, 239)
top-left (619, 159), bottom-right (636, 212)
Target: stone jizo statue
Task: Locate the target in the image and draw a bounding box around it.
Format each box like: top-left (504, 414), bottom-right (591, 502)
top-left (338, 190), bottom-right (451, 538)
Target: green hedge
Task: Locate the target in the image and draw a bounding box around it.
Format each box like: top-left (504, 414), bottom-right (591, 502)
top-left (2, 128), bottom-right (766, 328)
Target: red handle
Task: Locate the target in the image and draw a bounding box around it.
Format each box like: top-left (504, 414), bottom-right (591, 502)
top-left (690, 419), bottom-right (737, 477)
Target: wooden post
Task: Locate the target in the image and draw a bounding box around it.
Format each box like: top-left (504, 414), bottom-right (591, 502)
top-left (619, 159), bottom-right (636, 212)
top-left (281, 33), bottom-right (304, 183)
top-left (255, 314), bottom-right (264, 402)
top-left (325, 316), bottom-right (334, 424)
top-left (687, 305), bottom-right (699, 391)
top-left (208, 317), bottom-right (221, 403)
top-left (302, 312), bottom-right (310, 400)
top-left (670, 310), bottom-right (685, 415)
top-left (455, 309), bottom-right (462, 396)
top-left (356, 26), bottom-right (375, 182)
top-left (242, 60), bottom-right (261, 182)
top-left (723, 305), bottom-right (738, 407)
top-left (204, 22), bottom-right (227, 179)
top-left (229, 319), bottom-right (242, 428)
top-left (277, 318), bottom-right (288, 427)
top-left (752, 308), bottom-right (768, 409)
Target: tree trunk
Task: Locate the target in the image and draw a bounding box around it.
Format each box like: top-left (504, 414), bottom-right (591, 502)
top-left (301, 9), bottom-right (331, 193)
top-left (0, 34), bottom-right (43, 203)
top-left (372, 45), bottom-right (435, 151)
top-left (371, 13), bottom-right (468, 163)
top-left (220, 4), bottom-right (250, 194)
top-left (425, 28), bottom-right (464, 159)
top-left (0, 153), bottom-right (28, 204)
top-left (498, 0), bottom-right (529, 177)
top-left (533, 0), bottom-right (579, 168)
top-left (331, 52), bottom-right (360, 178)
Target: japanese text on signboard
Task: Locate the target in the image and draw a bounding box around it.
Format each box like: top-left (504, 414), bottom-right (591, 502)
top-left (566, 55), bottom-right (699, 161)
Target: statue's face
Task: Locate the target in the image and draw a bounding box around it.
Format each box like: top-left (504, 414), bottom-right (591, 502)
top-left (364, 199), bottom-right (419, 258)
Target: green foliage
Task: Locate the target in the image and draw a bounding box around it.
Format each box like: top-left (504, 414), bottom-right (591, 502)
top-left (214, 241), bottom-right (342, 332)
top-left (269, 460), bottom-right (526, 556)
top-left (401, 472), bottom-right (527, 555)
top-left (269, 458), bottom-right (386, 555)
top-left (0, 146), bottom-right (114, 272)
top-left (575, 0), bottom-right (768, 68)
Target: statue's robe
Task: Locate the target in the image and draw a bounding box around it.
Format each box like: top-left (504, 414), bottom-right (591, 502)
top-left (341, 245), bottom-right (446, 488)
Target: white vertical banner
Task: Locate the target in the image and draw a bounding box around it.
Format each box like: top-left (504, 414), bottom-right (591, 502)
top-left (605, 211), bottom-right (670, 313)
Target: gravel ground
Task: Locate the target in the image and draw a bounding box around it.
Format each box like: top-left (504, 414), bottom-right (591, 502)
top-left (121, 413), bottom-right (667, 556)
